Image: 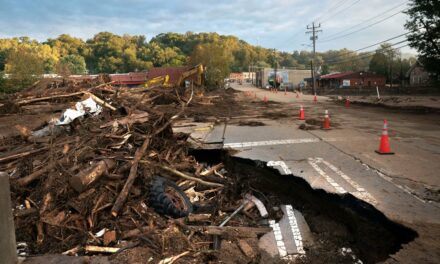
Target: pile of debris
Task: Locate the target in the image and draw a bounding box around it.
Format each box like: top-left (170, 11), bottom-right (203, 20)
top-left (0, 80), bottom-right (280, 263)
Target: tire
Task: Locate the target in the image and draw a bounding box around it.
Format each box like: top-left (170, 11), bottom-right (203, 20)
top-left (149, 176), bottom-right (193, 218)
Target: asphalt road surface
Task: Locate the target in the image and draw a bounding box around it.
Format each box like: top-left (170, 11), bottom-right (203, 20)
top-left (200, 83), bottom-right (440, 263)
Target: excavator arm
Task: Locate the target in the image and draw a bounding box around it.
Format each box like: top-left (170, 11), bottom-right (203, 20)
top-left (176, 64), bottom-right (204, 87)
top-left (144, 75), bottom-right (170, 88)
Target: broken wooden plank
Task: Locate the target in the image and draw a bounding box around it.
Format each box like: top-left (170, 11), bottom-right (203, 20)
top-left (237, 239), bottom-right (256, 258)
top-left (84, 245), bottom-right (120, 253)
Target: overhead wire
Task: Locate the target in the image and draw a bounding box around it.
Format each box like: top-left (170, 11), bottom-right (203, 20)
top-left (319, 0), bottom-right (362, 24)
top-left (320, 1), bottom-right (408, 41)
top-left (319, 8), bottom-right (408, 42)
top-left (324, 40), bottom-right (409, 65)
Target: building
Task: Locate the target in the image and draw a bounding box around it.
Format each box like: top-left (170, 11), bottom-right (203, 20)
top-left (110, 72), bottom-right (148, 86)
top-left (406, 60), bottom-right (432, 86)
top-left (318, 71), bottom-right (386, 88)
top-left (255, 68), bottom-right (311, 89)
top-left (229, 72), bottom-right (243, 82)
top-left (242, 72), bottom-right (256, 81)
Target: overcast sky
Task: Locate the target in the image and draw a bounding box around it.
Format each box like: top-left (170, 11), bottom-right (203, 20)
top-left (0, 0), bottom-right (416, 54)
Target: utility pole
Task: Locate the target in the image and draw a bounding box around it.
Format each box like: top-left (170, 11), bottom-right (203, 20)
top-left (273, 49), bottom-right (278, 89)
top-left (306, 22), bottom-right (322, 95)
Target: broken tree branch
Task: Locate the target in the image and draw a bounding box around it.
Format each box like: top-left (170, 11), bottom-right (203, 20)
top-left (111, 138), bottom-right (150, 217)
top-left (16, 163), bottom-right (55, 186)
top-left (159, 165), bottom-right (224, 188)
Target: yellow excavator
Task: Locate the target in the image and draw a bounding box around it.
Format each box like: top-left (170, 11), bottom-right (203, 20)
top-left (143, 74), bottom-right (170, 88)
top-left (143, 64), bottom-right (204, 89)
top-left (176, 64), bottom-right (204, 87)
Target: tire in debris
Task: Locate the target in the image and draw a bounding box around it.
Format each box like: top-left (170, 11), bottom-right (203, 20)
top-left (149, 176), bottom-right (193, 218)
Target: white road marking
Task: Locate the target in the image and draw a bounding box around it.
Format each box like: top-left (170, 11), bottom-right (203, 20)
top-left (309, 157), bottom-right (377, 205)
top-left (308, 158), bottom-right (347, 194)
top-left (285, 205), bottom-right (306, 255)
top-left (269, 220), bottom-right (288, 257)
top-left (223, 137), bottom-right (366, 149)
top-left (319, 159), bottom-right (378, 205)
top-left (267, 161), bottom-right (292, 174)
top-left (224, 138), bottom-right (320, 148)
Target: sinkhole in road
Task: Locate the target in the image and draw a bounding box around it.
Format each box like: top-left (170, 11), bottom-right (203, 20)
top-left (190, 149), bottom-right (418, 264)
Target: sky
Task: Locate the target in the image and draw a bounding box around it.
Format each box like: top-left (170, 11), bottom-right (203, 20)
top-left (0, 0), bottom-right (416, 54)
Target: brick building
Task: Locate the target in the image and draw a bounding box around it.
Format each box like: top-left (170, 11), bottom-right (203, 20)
top-left (318, 71), bottom-right (386, 88)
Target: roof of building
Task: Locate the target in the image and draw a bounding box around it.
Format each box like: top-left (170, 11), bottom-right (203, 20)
top-left (320, 71), bottom-right (385, 80)
top-left (319, 72), bottom-right (353, 80)
top-left (110, 72), bottom-right (149, 85)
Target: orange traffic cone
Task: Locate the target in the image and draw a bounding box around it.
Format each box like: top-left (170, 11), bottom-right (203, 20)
top-left (314, 93), bottom-right (318, 103)
top-left (299, 105), bottom-right (305, 120)
top-left (345, 97), bottom-right (350, 107)
top-left (376, 119), bottom-right (394, 155)
top-left (322, 110), bottom-right (331, 130)
top-left (263, 96), bottom-right (268, 103)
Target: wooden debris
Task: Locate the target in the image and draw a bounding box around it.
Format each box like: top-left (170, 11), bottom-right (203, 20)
top-left (69, 159), bottom-right (116, 192)
top-left (103, 230), bottom-right (117, 246)
top-left (16, 163), bottom-right (54, 186)
top-left (158, 251), bottom-right (190, 264)
top-left (237, 239), bottom-right (256, 258)
top-left (83, 91), bottom-right (117, 111)
top-left (84, 245), bottom-right (120, 254)
top-left (111, 138), bottom-right (150, 217)
top-left (186, 226), bottom-right (272, 238)
top-left (160, 165), bottom-right (224, 188)
top-left (186, 213), bottom-right (212, 222)
top-left (200, 163), bottom-right (224, 177)
top-left (16, 91), bottom-right (84, 105)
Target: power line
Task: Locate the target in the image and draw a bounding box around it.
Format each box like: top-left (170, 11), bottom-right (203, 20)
top-left (319, 0), bottom-right (362, 24)
top-left (320, 1), bottom-right (408, 41)
top-left (319, 9), bottom-right (407, 43)
top-left (313, 0), bottom-right (350, 23)
top-left (323, 32), bottom-right (409, 62)
top-left (324, 40), bottom-right (409, 65)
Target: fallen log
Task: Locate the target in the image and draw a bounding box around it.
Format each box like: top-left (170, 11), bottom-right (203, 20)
top-left (0, 147), bottom-right (48, 164)
top-left (111, 138), bottom-right (150, 217)
top-left (70, 159), bottom-right (116, 192)
top-left (16, 163), bottom-right (55, 186)
top-left (16, 92), bottom-right (84, 105)
top-left (159, 165), bottom-right (224, 188)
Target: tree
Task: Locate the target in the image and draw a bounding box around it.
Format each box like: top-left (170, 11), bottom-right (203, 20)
top-left (56, 55), bottom-right (87, 75)
top-left (190, 42), bottom-right (233, 88)
top-left (4, 45), bottom-right (44, 90)
top-left (405, 0), bottom-right (440, 74)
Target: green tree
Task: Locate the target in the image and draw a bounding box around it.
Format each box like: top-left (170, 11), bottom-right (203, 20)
top-left (190, 42), bottom-right (233, 88)
top-left (57, 55), bottom-right (87, 75)
top-left (4, 45), bottom-right (44, 91)
top-left (405, 0), bottom-right (440, 74)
